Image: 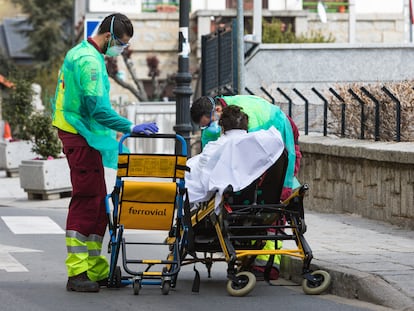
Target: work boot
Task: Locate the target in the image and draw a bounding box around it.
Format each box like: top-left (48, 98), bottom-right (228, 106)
top-left (66, 272), bottom-right (99, 292)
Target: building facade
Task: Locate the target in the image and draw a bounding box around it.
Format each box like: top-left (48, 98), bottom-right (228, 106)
top-left (0, 0), bottom-right (411, 104)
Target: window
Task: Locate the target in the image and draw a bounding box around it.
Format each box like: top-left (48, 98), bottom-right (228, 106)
top-left (226, 0), bottom-right (268, 10)
top-left (142, 0), bottom-right (179, 12)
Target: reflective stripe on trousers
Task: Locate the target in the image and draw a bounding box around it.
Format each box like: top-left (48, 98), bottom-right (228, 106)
top-left (253, 240), bottom-right (283, 270)
top-left (65, 230), bottom-right (109, 281)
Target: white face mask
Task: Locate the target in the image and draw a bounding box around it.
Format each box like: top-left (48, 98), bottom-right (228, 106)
top-left (105, 16), bottom-right (128, 57)
top-left (105, 43), bottom-right (125, 57)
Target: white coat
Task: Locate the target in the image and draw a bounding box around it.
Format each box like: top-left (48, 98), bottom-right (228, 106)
top-left (185, 126), bottom-right (285, 213)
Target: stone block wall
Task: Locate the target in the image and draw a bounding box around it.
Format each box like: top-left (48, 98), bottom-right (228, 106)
top-left (108, 10), bottom-right (409, 104)
top-left (298, 134), bottom-right (414, 229)
top-left (303, 13), bottom-right (405, 43)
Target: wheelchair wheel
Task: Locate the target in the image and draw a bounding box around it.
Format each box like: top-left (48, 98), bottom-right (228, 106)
top-left (133, 279), bottom-right (141, 295)
top-left (161, 281), bottom-right (171, 295)
top-left (226, 271), bottom-right (256, 297)
top-left (302, 270), bottom-right (331, 295)
top-left (114, 266), bottom-right (122, 288)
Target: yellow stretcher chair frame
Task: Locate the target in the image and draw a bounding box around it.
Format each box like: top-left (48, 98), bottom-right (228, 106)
top-left (105, 133), bottom-right (188, 295)
top-left (179, 150), bottom-right (331, 297)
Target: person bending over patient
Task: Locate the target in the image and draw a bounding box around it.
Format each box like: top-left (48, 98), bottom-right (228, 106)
top-left (185, 105), bottom-right (285, 280)
top-left (186, 105), bottom-right (285, 208)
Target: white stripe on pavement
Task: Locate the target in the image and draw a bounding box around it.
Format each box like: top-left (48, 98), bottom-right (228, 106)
top-left (1, 216), bottom-right (64, 234)
top-left (0, 244), bottom-right (42, 272)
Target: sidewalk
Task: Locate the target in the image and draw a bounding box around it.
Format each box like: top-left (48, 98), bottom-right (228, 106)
top-left (0, 171), bottom-right (413, 310)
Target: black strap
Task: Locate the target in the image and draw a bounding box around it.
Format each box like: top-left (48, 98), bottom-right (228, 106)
top-left (264, 238), bottom-right (275, 283)
top-left (263, 254), bottom-right (274, 283)
top-left (191, 265), bottom-right (200, 293)
top-left (183, 188), bottom-right (195, 253)
top-left (176, 164), bottom-right (190, 172)
top-left (111, 185), bottom-right (120, 206)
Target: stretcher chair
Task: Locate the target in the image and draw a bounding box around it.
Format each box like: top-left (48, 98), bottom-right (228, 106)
top-left (105, 133), bottom-right (188, 295)
top-left (180, 149), bottom-right (331, 297)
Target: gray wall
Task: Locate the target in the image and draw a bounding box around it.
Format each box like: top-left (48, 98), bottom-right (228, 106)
top-left (245, 43), bottom-right (414, 91)
top-left (298, 134), bottom-right (414, 229)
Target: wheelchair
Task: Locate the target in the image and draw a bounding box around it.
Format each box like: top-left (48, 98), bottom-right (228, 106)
top-left (178, 149), bottom-right (332, 296)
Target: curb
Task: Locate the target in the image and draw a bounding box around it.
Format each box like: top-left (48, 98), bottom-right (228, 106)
top-left (280, 256), bottom-right (414, 310)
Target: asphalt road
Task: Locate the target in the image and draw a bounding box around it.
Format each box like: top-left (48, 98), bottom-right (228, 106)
top-left (0, 205), bottom-right (393, 311)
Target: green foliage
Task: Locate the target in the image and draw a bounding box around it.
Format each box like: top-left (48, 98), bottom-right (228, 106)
top-left (1, 73), bottom-right (34, 140)
top-left (262, 18), bottom-right (335, 43)
top-left (14, 0), bottom-right (73, 66)
top-left (1, 70), bottom-right (61, 158)
top-left (0, 50), bottom-right (17, 76)
top-left (27, 112), bottom-right (61, 159)
top-left (296, 30), bottom-right (335, 43)
top-left (262, 19), bottom-right (297, 43)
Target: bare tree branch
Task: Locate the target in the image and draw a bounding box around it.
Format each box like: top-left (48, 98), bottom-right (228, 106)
top-left (122, 51), bottom-right (148, 101)
top-left (108, 72), bottom-right (146, 101)
top-left (105, 48), bottom-right (175, 102)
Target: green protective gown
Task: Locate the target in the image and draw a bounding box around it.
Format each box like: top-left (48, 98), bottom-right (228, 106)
top-left (52, 40), bottom-right (132, 169)
top-left (201, 95), bottom-right (296, 190)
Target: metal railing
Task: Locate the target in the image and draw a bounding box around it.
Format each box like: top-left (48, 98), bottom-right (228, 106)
top-left (201, 22), bottom-right (238, 96)
top-left (245, 85), bottom-right (402, 142)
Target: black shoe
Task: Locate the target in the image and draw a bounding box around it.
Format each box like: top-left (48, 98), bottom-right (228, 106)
top-left (66, 272), bottom-right (99, 292)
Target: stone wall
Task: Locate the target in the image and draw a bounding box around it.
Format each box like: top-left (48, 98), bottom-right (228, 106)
top-left (298, 134), bottom-right (414, 229)
top-left (109, 11), bottom-right (409, 104)
top-left (302, 13), bottom-right (406, 43)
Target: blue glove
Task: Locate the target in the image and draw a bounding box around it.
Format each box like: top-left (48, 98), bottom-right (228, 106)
top-left (132, 122), bottom-right (159, 135)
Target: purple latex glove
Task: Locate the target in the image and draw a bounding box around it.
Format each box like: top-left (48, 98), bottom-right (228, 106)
top-left (132, 122), bottom-right (159, 135)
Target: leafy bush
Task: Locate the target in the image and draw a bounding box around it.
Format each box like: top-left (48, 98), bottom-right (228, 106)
top-left (27, 112), bottom-right (61, 159)
top-left (1, 74), bottom-right (34, 140)
top-left (262, 18), bottom-right (335, 43)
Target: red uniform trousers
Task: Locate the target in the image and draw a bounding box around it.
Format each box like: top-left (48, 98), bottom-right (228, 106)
top-left (58, 130), bottom-right (107, 236)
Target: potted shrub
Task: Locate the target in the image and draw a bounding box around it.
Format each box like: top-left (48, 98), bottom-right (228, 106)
top-left (0, 75), bottom-right (38, 177)
top-left (18, 111), bottom-right (72, 200)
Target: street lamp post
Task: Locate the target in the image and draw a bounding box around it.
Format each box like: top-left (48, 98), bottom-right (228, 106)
top-left (174, 0), bottom-right (193, 157)
top-left (237, 0), bottom-right (245, 94)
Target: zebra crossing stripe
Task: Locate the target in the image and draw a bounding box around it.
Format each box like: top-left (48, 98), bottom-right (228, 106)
top-left (1, 216), bottom-right (64, 234)
top-left (0, 244), bottom-right (42, 272)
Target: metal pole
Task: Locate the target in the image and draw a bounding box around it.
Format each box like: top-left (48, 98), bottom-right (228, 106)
top-left (381, 86), bottom-right (401, 142)
top-left (293, 88), bottom-right (309, 135)
top-left (360, 87), bottom-right (380, 141)
top-left (348, 88), bottom-right (366, 140)
top-left (329, 88), bottom-right (346, 138)
top-left (311, 87), bottom-right (328, 137)
top-left (173, 0), bottom-right (193, 156)
top-left (237, 0), bottom-right (245, 94)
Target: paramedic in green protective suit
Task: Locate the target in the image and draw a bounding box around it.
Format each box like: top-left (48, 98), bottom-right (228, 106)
top-left (191, 95), bottom-right (300, 199)
top-left (190, 95), bottom-right (301, 280)
top-left (52, 13), bottom-right (159, 293)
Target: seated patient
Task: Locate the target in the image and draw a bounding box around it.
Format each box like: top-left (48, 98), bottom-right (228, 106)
top-left (185, 105), bottom-right (285, 213)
